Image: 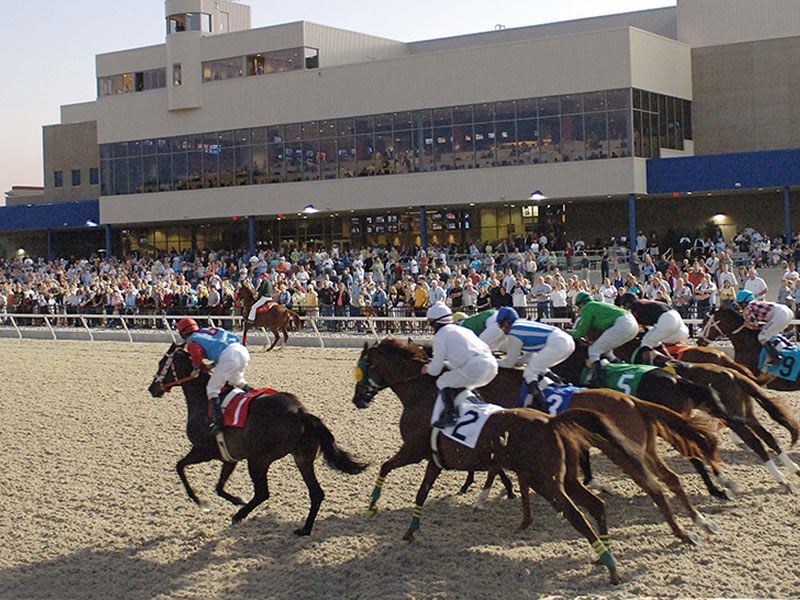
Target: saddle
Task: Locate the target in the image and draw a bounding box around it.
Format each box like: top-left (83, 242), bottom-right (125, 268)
top-left (255, 301), bottom-right (277, 315)
top-left (214, 386), bottom-right (278, 427)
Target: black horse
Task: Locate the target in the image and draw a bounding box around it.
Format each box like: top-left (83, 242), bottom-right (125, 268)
top-left (148, 343), bottom-right (367, 535)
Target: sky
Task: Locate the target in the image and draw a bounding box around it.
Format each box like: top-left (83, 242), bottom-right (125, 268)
top-left (0, 0), bottom-right (675, 204)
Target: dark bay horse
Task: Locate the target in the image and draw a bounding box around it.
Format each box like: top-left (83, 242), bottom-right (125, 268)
top-left (234, 284), bottom-right (302, 350)
top-left (698, 306), bottom-right (799, 390)
top-left (616, 335), bottom-right (800, 492)
top-left (353, 339), bottom-right (698, 579)
top-left (148, 343), bottom-right (367, 535)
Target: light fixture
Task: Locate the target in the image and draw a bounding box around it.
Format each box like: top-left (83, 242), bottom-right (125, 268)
top-left (303, 204), bottom-right (319, 214)
top-left (86, 219), bottom-right (99, 227)
top-left (530, 190), bottom-right (546, 201)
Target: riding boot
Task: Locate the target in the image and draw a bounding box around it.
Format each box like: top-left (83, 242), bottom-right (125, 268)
top-left (588, 361), bottom-right (606, 388)
top-left (764, 340), bottom-right (783, 367)
top-left (523, 377), bottom-right (549, 413)
top-left (209, 395), bottom-right (224, 435)
top-left (432, 388), bottom-right (460, 428)
top-left (240, 383), bottom-right (254, 393)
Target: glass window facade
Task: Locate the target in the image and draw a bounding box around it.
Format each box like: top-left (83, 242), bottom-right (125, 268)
top-left (98, 68), bottom-right (166, 97)
top-left (203, 47), bottom-right (317, 82)
top-left (99, 88), bottom-right (690, 197)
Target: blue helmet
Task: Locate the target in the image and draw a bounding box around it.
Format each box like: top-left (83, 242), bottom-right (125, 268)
top-left (735, 290), bottom-right (755, 303)
top-left (496, 307), bottom-right (519, 324)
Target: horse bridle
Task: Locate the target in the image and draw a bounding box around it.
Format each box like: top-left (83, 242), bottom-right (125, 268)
top-left (355, 349), bottom-right (425, 399)
top-left (698, 310), bottom-right (747, 344)
top-left (154, 345), bottom-right (202, 392)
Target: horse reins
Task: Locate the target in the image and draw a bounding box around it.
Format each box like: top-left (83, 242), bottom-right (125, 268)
top-left (698, 311), bottom-right (747, 343)
top-left (154, 346), bottom-right (204, 392)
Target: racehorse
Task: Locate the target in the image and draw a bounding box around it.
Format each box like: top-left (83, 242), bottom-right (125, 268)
top-left (354, 340), bottom-right (705, 561)
top-left (148, 343), bottom-right (367, 535)
top-left (698, 306), bottom-right (800, 391)
top-left (234, 283), bottom-right (302, 350)
top-left (615, 335), bottom-right (800, 491)
top-left (553, 341), bottom-right (745, 498)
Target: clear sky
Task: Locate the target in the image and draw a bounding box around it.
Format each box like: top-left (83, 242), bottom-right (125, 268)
top-left (0, 0), bottom-right (675, 203)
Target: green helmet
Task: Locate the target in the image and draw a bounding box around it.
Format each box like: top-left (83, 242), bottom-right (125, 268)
top-left (574, 291), bottom-right (592, 306)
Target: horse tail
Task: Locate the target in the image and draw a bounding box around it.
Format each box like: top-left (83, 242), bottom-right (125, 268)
top-left (633, 399), bottom-right (721, 467)
top-left (675, 376), bottom-right (729, 420)
top-left (734, 374), bottom-right (800, 445)
top-left (288, 309), bottom-right (303, 332)
top-left (301, 411), bottom-right (368, 475)
top-left (551, 409), bottom-right (659, 491)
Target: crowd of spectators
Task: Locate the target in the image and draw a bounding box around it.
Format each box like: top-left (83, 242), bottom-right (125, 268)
top-left (2, 224), bottom-right (800, 333)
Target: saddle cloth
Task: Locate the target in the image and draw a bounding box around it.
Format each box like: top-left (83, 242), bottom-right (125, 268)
top-left (535, 385), bottom-right (582, 416)
top-left (431, 391), bottom-right (504, 449)
top-left (663, 344), bottom-right (690, 360)
top-left (759, 336), bottom-right (800, 380)
top-left (255, 301), bottom-right (277, 315)
top-left (215, 387), bottom-right (278, 427)
top-left (579, 361), bottom-right (657, 396)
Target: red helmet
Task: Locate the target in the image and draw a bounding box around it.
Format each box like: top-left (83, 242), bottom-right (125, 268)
top-left (177, 318), bottom-right (200, 338)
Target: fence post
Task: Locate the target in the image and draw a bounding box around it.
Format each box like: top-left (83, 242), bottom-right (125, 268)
top-left (309, 318), bottom-right (325, 348)
top-left (120, 315), bottom-right (133, 343)
top-left (368, 316), bottom-right (380, 342)
top-left (80, 315), bottom-right (94, 341)
top-left (43, 315), bottom-right (57, 340)
top-left (9, 315), bottom-right (22, 339)
top-left (163, 316), bottom-right (177, 344)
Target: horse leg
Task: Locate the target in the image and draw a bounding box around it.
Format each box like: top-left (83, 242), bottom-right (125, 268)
top-left (689, 457), bottom-right (733, 500)
top-left (498, 470), bottom-right (515, 499)
top-left (232, 456), bottom-right (271, 523)
top-left (728, 420), bottom-right (795, 492)
top-left (176, 445), bottom-right (217, 510)
top-left (746, 417), bottom-right (800, 479)
top-left (281, 323), bottom-right (289, 348)
top-left (463, 469), bottom-right (514, 500)
top-left (368, 442), bottom-right (426, 514)
top-left (403, 460), bottom-right (442, 542)
top-left (458, 471), bottom-right (476, 496)
top-left (215, 461), bottom-right (245, 506)
top-left (563, 446), bottom-right (611, 549)
top-left (242, 322), bottom-right (249, 347)
top-left (266, 327), bottom-right (279, 351)
top-left (581, 449), bottom-right (614, 494)
top-left (527, 473), bottom-right (621, 585)
top-left (292, 448), bottom-right (325, 536)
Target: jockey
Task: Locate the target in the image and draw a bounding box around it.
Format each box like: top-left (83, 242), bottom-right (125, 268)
top-left (570, 291), bottom-right (639, 386)
top-left (422, 302), bottom-right (498, 428)
top-left (247, 274), bottom-right (274, 322)
top-left (457, 309), bottom-right (500, 343)
top-left (735, 290), bottom-right (793, 367)
top-left (618, 293), bottom-right (689, 364)
top-left (489, 307), bottom-right (575, 411)
top-left (177, 318), bottom-right (251, 435)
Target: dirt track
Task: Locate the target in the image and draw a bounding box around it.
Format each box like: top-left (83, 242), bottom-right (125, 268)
top-left (1, 339), bottom-right (799, 600)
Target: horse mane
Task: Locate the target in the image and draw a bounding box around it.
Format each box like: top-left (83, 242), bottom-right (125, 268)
top-left (378, 338), bottom-right (428, 364)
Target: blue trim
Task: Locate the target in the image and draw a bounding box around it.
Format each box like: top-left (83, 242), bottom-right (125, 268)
top-left (647, 149), bottom-right (800, 194)
top-left (420, 205), bottom-right (427, 250)
top-left (628, 194), bottom-right (636, 264)
top-left (0, 199), bottom-right (100, 233)
top-left (105, 224), bottom-right (113, 256)
top-left (248, 215), bottom-right (257, 256)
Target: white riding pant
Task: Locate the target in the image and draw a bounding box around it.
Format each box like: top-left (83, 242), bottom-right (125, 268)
top-left (437, 354), bottom-right (498, 391)
top-left (588, 313), bottom-right (639, 363)
top-left (498, 328), bottom-right (575, 383)
top-left (248, 296), bottom-right (272, 321)
top-left (206, 343), bottom-right (251, 398)
top-left (641, 309), bottom-right (689, 348)
top-left (759, 304), bottom-right (794, 344)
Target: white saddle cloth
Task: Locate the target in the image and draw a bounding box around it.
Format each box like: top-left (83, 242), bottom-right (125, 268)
top-left (431, 391), bottom-right (504, 449)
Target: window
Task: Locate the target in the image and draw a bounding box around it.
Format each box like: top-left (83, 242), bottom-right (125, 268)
top-left (304, 48), bottom-right (319, 69)
top-left (90, 167), bottom-right (99, 185)
top-left (72, 169), bottom-right (81, 186)
top-left (167, 13), bottom-right (211, 34)
top-left (54, 170), bottom-right (63, 188)
top-left (173, 64), bottom-right (182, 86)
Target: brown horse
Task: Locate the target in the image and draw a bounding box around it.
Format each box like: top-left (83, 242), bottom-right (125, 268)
top-left (616, 335), bottom-right (800, 492)
top-left (148, 343), bottom-right (367, 535)
top-left (234, 283), bottom-right (302, 350)
top-left (697, 306), bottom-right (798, 390)
top-left (354, 340), bottom-right (704, 571)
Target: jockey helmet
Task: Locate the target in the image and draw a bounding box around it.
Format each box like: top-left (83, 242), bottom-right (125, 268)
top-left (177, 317), bottom-right (200, 338)
top-left (451, 311), bottom-right (468, 325)
top-left (619, 292), bottom-right (638, 308)
top-left (426, 302), bottom-right (453, 324)
top-left (574, 291), bottom-right (592, 306)
top-left (496, 307), bottom-right (519, 324)
top-left (735, 290), bottom-right (755, 304)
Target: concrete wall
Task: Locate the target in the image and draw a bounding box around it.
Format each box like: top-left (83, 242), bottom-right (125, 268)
top-left (692, 36), bottom-right (800, 155)
top-left (678, 0), bottom-right (800, 48)
top-left (42, 121), bottom-right (100, 202)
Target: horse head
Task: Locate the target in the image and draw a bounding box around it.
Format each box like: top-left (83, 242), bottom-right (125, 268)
top-left (696, 306), bottom-right (743, 346)
top-left (148, 343), bottom-right (202, 397)
top-left (352, 338), bottom-right (428, 408)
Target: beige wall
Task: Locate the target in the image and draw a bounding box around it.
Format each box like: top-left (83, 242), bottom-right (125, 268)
top-left (692, 36), bottom-right (800, 155)
top-left (100, 158), bottom-right (645, 224)
top-left (678, 0), bottom-right (800, 48)
top-left (43, 122), bottom-right (100, 202)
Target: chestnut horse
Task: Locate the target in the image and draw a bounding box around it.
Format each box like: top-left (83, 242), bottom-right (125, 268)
top-left (234, 283), bottom-right (302, 350)
top-left (148, 343), bottom-right (367, 535)
top-left (353, 339), bottom-right (697, 583)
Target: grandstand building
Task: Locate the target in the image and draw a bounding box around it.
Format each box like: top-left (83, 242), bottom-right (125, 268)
top-left (2, 0), bottom-right (799, 258)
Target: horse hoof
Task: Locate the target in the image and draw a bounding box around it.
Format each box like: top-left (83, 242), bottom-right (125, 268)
top-left (367, 506), bottom-right (378, 516)
top-left (402, 531), bottom-right (414, 542)
top-left (685, 530), bottom-right (703, 546)
top-left (782, 481), bottom-right (796, 495)
top-left (705, 520), bottom-right (721, 535)
top-left (293, 527), bottom-right (311, 536)
top-left (609, 571), bottom-right (622, 585)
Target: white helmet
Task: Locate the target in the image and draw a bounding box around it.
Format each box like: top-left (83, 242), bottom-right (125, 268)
top-left (426, 302), bottom-right (453, 324)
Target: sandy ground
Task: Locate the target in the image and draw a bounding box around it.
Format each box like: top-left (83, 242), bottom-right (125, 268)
top-left (1, 340), bottom-right (800, 600)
